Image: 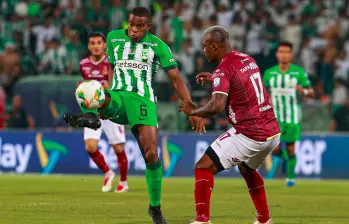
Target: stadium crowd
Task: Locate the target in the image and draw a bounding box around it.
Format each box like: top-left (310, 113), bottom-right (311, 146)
top-left (1, 0), bottom-right (349, 131)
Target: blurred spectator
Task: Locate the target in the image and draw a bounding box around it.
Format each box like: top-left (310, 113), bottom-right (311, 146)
top-left (38, 38), bottom-right (67, 75)
top-left (108, 0), bottom-right (128, 31)
top-left (331, 78), bottom-right (348, 114)
top-left (320, 38), bottom-right (337, 99)
top-left (282, 14), bottom-right (302, 55)
top-left (300, 37), bottom-right (318, 82)
top-left (32, 18), bottom-right (60, 55)
top-left (190, 17), bottom-right (205, 52)
top-left (66, 30), bottom-right (86, 75)
top-left (329, 97), bottom-right (349, 132)
top-left (197, 0), bottom-right (215, 21)
top-left (216, 0), bottom-right (233, 30)
top-left (230, 14), bottom-right (245, 51)
top-left (263, 12), bottom-right (279, 70)
top-left (6, 95), bottom-right (35, 129)
top-left (87, 0), bottom-right (109, 34)
top-left (0, 42), bottom-right (21, 96)
top-left (334, 51), bottom-right (349, 81)
top-left (177, 39), bottom-right (194, 78)
top-left (245, 15), bottom-right (263, 68)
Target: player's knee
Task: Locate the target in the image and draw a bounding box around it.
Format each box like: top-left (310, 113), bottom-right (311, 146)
top-left (286, 143), bottom-right (296, 156)
top-left (145, 149), bottom-right (158, 164)
top-left (85, 141), bottom-right (98, 153)
top-left (112, 143), bottom-right (124, 154)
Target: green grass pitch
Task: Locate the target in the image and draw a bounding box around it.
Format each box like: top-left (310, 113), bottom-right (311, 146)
top-left (0, 175), bottom-right (348, 224)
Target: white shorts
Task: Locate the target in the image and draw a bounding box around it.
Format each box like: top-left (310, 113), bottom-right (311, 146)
top-left (84, 119), bottom-right (126, 145)
top-left (210, 127), bottom-right (280, 170)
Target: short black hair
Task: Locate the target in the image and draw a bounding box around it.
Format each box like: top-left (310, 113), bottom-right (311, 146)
top-left (278, 41), bottom-right (293, 50)
top-left (130, 6), bottom-right (151, 20)
top-left (88, 32), bottom-right (106, 42)
top-left (203, 25), bottom-right (230, 45)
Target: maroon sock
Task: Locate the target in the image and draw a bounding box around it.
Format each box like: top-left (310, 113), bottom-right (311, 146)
top-left (88, 150), bottom-right (110, 174)
top-left (241, 170), bottom-right (270, 223)
top-left (116, 150), bottom-right (128, 182)
top-left (194, 168), bottom-right (214, 222)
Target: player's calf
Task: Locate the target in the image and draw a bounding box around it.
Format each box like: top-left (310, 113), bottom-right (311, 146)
top-left (239, 163), bottom-right (271, 224)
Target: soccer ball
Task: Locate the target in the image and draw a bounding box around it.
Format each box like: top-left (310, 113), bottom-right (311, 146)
top-left (75, 80), bottom-right (105, 109)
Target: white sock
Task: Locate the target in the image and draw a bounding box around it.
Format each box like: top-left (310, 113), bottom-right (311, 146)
top-left (105, 170), bottom-right (115, 177)
top-left (119, 181), bottom-right (128, 187)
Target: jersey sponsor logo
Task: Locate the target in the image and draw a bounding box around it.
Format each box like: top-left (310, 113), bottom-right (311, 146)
top-left (228, 106), bottom-right (237, 124)
top-left (240, 62), bottom-right (258, 73)
top-left (259, 104), bottom-right (272, 112)
top-left (141, 49), bottom-right (148, 59)
top-left (143, 42), bottom-right (158, 47)
top-left (213, 77), bottom-right (220, 87)
top-left (212, 69), bottom-right (225, 78)
top-left (115, 60), bottom-right (149, 71)
top-left (92, 70), bottom-right (101, 76)
top-left (241, 58), bottom-right (249, 64)
top-left (111, 38), bottom-right (126, 42)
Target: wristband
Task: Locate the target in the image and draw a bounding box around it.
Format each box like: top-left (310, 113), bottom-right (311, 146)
top-left (303, 89), bottom-right (309, 96)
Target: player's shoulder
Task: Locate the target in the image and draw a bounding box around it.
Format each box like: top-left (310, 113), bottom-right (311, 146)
top-left (290, 64), bottom-right (306, 74)
top-left (79, 57), bottom-right (90, 65)
top-left (264, 65), bottom-right (278, 74)
top-left (107, 29), bottom-right (127, 40)
top-left (146, 32), bottom-right (169, 48)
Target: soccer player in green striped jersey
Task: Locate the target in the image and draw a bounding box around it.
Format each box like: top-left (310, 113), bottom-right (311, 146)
top-left (65, 7), bottom-right (205, 224)
top-left (263, 41), bottom-right (315, 187)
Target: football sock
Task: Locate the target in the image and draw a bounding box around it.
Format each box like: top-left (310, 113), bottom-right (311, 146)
top-left (146, 160), bottom-right (163, 207)
top-left (241, 170), bottom-right (270, 223)
top-left (88, 150), bottom-right (110, 173)
top-left (116, 150), bottom-right (128, 182)
top-left (194, 168), bottom-right (214, 222)
top-left (286, 155), bottom-right (297, 180)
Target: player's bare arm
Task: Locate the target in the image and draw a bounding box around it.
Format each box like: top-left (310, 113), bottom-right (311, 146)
top-left (167, 67), bottom-right (206, 133)
top-left (296, 85), bottom-right (316, 98)
top-left (179, 93), bottom-right (227, 117)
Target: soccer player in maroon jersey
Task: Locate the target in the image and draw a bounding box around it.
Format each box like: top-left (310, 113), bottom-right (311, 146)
top-left (179, 26), bottom-right (281, 224)
top-left (79, 32), bottom-right (129, 193)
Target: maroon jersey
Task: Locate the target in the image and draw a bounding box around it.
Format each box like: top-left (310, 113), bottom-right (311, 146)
top-left (212, 51), bottom-right (280, 141)
top-left (79, 55), bottom-right (111, 84)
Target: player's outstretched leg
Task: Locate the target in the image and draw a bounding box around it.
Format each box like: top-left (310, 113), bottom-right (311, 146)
top-left (285, 143), bottom-right (296, 187)
top-left (239, 163), bottom-right (273, 224)
top-left (132, 125), bottom-right (166, 224)
top-left (64, 113), bottom-right (101, 130)
top-left (112, 143), bottom-right (129, 193)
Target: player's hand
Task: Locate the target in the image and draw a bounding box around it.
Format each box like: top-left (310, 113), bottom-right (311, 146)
top-left (101, 81), bottom-right (109, 89)
top-left (189, 116), bottom-right (206, 134)
top-left (296, 85), bottom-right (304, 95)
top-left (178, 100), bottom-right (196, 115)
top-left (196, 72), bottom-right (212, 86)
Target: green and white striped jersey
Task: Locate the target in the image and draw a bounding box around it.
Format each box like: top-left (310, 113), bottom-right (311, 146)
top-left (263, 64), bottom-right (311, 124)
top-left (106, 29), bottom-right (178, 102)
